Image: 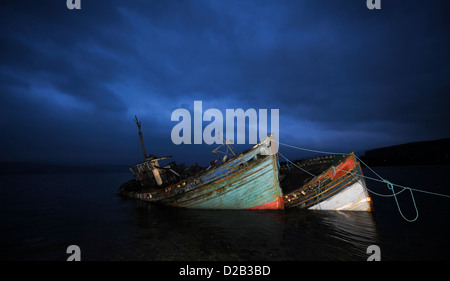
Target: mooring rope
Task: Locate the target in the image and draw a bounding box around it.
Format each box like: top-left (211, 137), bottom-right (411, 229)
top-left (278, 153), bottom-right (317, 178)
top-left (277, 141), bottom-right (450, 222)
top-left (336, 166), bottom-right (419, 222)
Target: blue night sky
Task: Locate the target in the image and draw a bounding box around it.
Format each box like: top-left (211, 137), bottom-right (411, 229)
top-left (1, 0), bottom-right (449, 167)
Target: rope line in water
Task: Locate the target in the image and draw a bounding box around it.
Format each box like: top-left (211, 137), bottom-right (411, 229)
top-left (337, 166), bottom-right (419, 222)
top-left (276, 141), bottom-right (450, 222)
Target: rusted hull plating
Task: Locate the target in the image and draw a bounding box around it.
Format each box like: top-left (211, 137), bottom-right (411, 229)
top-left (283, 154), bottom-right (373, 211)
top-left (126, 135), bottom-right (284, 210)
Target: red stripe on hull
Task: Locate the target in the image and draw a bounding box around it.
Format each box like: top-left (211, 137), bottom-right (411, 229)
top-left (247, 196), bottom-right (284, 210)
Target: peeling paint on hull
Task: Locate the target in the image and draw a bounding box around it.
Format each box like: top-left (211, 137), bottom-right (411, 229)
top-left (122, 135), bottom-right (284, 210)
top-left (283, 153), bottom-right (374, 212)
top-left (165, 155), bottom-right (284, 209)
top-left (308, 179), bottom-right (372, 211)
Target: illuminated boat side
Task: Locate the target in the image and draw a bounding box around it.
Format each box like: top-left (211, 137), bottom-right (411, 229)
top-left (281, 153), bottom-right (373, 211)
top-left (120, 134), bottom-right (284, 210)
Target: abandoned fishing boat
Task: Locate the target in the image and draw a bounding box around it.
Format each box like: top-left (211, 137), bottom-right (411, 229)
top-left (119, 116), bottom-right (284, 209)
top-left (280, 153), bottom-right (373, 211)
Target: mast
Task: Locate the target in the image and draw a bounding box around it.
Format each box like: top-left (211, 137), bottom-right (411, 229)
top-left (134, 115), bottom-right (147, 160)
top-left (134, 115), bottom-right (163, 186)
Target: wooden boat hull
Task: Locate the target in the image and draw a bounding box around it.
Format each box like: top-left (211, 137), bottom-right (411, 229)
top-left (164, 155), bottom-right (283, 209)
top-left (121, 135), bottom-right (284, 210)
top-left (282, 153), bottom-right (373, 211)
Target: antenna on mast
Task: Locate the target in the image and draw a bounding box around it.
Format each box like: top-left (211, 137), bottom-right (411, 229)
top-left (134, 115), bottom-right (148, 160)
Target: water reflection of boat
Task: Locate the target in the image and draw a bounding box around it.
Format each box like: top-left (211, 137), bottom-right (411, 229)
top-left (280, 153), bottom-right (374, 211)
top-left (282, 210), bottom-right (379, 260)
top-left (122, 203), bottom-right (379, 260)
top-left (124, 203), bottom-right (287, 260)
top-left (119, 116), bottom-right (284, 209)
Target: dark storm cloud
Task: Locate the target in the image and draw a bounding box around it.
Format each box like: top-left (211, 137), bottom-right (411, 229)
top-left (0, 0), bottom-right (132, 112)
top-left (0, 0), bottom-right (142, 160)
top-left (257, 0), bottom-right (450, 147)
top-left (0, 0), bottom-right (449, 165)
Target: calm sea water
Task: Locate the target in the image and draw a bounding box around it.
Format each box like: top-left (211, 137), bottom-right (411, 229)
top-left (1, 165), bottom-right (449, 261)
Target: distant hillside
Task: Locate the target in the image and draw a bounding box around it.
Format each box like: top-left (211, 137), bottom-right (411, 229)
top-left (359, 138), bottom-right (450, 166)
top-left (0, 162), bottom-right (129, 175)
